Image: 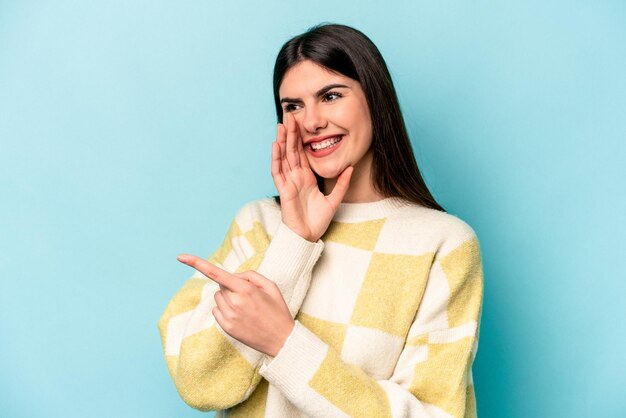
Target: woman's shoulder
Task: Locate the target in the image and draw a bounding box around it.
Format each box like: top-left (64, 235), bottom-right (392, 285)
top-left (398, 202), bottom-right (476, 237)
top-left (384, 200), bottom-right (479, 256)
top-left (230, 197), bottom-right (282, 232)
top-left (236, 196), bottom-right (280, 216)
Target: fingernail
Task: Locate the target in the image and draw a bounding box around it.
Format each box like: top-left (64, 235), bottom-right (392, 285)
top-left (177, 255), bottom-right (187, 262)
top-left (283, 112), bottom-right (288, 128)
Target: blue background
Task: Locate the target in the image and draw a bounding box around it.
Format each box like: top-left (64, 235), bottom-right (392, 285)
top-left (1, 1), bottom-right (625, 417)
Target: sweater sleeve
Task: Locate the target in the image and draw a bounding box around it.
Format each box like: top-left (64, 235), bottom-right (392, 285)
top-left (258, 234), bottom-right (484, 418)
top-left (157, 201), bottom-right (324, 411)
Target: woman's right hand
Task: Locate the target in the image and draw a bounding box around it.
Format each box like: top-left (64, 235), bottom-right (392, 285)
top-left (271, 112), bottom-right (353, 242)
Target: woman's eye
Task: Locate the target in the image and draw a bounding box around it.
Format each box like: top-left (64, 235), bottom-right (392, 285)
top-left (283, 92), bottom-right (341, 112)
top-left (283, 104), bottom-right (299, 112)
top-left (323, 91), bottom-right (342, 102)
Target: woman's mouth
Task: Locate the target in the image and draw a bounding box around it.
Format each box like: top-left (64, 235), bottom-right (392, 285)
top-left (308, 135), bottom-right (343, 154)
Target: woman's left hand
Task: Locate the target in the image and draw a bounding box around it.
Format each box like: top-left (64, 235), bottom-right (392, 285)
top-left (177, 254), bottom-right (295, 358)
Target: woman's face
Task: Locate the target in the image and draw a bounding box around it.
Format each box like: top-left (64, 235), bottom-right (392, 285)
top-left (279, 60), bottom-right (373, 180)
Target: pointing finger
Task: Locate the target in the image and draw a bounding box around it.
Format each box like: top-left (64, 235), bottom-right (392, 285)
top-left (177, 254), bottom-right (243, 292)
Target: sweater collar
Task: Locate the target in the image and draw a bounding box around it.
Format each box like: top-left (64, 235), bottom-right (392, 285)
top-left (332, 197), bottom-right (412, 222)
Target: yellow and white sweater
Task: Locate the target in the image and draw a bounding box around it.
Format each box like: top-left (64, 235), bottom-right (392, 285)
top-left (158, 197), bottom-right (483, 418)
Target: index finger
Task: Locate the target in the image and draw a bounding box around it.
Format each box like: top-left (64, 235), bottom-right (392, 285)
top-left (177, 254), bottom-right (243, 292)
top-left (295, 125), bottom-right (310, 169)
top-left (285, 112), bottom-right (300, 169)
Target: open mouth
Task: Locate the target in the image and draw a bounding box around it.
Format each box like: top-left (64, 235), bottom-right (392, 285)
top-left (309, 135), bottom-right (343, 152)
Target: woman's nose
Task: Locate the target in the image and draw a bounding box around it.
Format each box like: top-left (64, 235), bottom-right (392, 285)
top-left (301, 105), bottom-right (327, 134)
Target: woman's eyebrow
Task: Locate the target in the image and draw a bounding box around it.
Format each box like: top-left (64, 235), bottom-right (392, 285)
top-left (280, 83), bottom-right (350, 104)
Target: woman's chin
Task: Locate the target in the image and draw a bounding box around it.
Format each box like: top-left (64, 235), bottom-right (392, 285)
top-left (312, 166), bottom-right (345, 180)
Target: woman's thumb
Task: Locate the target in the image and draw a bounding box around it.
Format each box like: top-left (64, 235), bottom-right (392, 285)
top-left (327, 165), bottom-right (354, 208)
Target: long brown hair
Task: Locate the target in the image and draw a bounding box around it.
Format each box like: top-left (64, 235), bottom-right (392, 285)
top-left (272, 23), bottom-right (445, 212)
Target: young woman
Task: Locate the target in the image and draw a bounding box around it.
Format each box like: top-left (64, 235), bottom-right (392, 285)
top-left (159, 23), bottom-right (483, 418)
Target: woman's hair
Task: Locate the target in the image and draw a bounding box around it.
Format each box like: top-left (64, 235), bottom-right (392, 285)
top-left (272, 23), bottom-right (445, 212)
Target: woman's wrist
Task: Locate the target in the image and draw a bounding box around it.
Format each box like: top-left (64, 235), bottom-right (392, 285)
top-left (269, 319), bottom-right (296, 358)
top-left (283, 222), bottom-right (318, 243)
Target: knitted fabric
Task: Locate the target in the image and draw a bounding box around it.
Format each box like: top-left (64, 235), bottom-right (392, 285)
top-left (158, 197), bottom-right (483, 417)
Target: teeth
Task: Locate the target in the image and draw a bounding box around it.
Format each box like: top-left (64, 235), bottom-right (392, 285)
top-left (311, 136), bottom-right (342, 151)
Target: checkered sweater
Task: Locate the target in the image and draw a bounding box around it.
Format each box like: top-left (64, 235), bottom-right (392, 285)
top-left (158, 197), bottom-right (483, 417)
